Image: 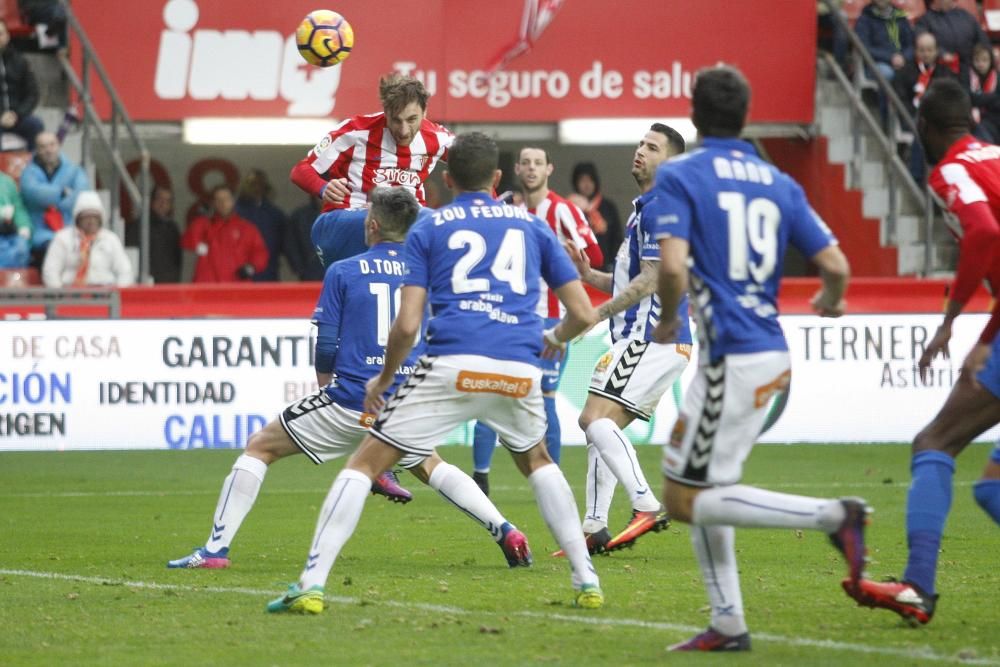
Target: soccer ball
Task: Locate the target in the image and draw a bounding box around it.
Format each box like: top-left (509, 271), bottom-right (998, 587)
top-left (295, 10), bottom-right (354, 67)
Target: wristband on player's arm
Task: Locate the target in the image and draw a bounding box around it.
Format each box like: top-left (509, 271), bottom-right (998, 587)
top-left (543, 327), bottom-right (563, 346)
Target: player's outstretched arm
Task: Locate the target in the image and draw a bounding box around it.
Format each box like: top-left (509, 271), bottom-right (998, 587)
top-left (652, 236), bottom-right (689, 343)
top-left (543, 280), bottom-right (599, 356)
top-left (563, 240), bottom-right (613, 293)
top-left (364, 286), bottom-right (427, 414)
top-left (595, 260), bottom-right (658, 322)
top-left (809, 245), bottom-right (850, 318)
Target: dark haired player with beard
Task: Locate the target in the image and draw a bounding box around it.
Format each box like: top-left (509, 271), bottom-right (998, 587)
top-left (553, 124), bottom-right (692, 557)
top-left (652, 65), bottom-right (867, 651)
top-left (847, 77), bottom-right (1000, 625)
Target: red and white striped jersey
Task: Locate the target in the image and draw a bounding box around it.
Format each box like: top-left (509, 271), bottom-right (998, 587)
top-left (291, 112), bottom-right (453, 211)
top-left (529, 190), bottom-right (602, 318)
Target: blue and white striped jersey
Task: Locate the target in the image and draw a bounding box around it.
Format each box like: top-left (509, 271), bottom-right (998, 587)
top-left (609, 190), bottom-right (692, 345)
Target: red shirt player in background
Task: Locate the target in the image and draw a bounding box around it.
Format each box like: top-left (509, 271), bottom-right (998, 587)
top-left (289, 74), bottom-right (453, 268)
top-left (847, 78), bottom-right (1000, 624)
top-left (471, 145), bottom-right (603, 494)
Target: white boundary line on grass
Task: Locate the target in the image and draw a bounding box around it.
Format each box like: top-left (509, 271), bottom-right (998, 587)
top-left (0, 480), bottom-right (977, 499)
top-left (1, 568), bottom-right (996, 665)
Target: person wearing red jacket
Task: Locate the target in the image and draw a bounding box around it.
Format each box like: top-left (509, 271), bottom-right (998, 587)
top-left (181, 184), bottom-right (269, 283)
top-left (846, 78), bottom-right (1000, 625)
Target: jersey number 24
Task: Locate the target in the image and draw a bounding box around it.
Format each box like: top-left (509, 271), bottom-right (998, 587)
top-left (448, 229), bottom-right (528, 295)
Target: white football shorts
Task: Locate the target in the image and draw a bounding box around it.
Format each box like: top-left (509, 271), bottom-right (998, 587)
top-left (588, 339), bottom-right (691, 420)
top-left (662, 350), bottom-right (791, 487)
top-left (279, 389), bottom-right (422, 467)
top-left (371, 354), bottom-right (546, 464)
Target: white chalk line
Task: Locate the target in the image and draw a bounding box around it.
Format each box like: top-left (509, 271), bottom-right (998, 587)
top-left (0, 569), bottom-right (995, 665)
top-left (0, 480), bottom-right (974, 499)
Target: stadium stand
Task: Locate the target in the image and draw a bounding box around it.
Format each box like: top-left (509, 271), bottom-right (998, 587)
top-left (0, 0), bottom-right (33, 39)
top-left (841, 0), bottom-right (982, 24)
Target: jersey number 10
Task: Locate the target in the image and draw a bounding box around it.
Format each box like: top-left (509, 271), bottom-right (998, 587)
top-left (718, 192), bottom-right (780, 283)
top-left (369, 282), bottom-right (401, 346)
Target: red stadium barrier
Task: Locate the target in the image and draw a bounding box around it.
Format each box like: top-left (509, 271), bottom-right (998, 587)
top-left (0, 278), bottom-right (987, 320)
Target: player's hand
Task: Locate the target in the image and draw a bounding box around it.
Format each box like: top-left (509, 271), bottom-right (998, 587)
top-left (541, 327), bottom-right (566, 360)
top-left (562, 240), bottom-right (589, 278)
top-left (0, 111), bottom-right (16, 128)
top-left (567, 192), bottom-right (589, 211)
top-left (364, 374), bottom-right (392, 414)
top-left (651, 316), bottom-right (681, 344)
top-left (810, 290), bottom-right (845, 318)
top-left (961, 342), bottom-right (991, 388)
top-left (918, 322), bottom-right (952, 381)
top-left (322, 178), bottom-right (350, 206)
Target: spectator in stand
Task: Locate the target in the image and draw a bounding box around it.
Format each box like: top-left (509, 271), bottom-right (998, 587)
top-left (818, 0), bottom-right (849, 69)
top-left (855, 0), bottom-right (914, 83)
top-left (0, 19), bottom-right (43, 150)
top-left (569, 162), bottom-right (622, 273)
top-left (235, 169), bottom-right (285, 282)
top-left (895, 32), bottom-right (959, 182)
top-left (969, 43), bottom-right (1000, 143)
top-left (0, 171), bottom-right (31, 268)
top-left (181, 184), bottom-right (268, 283)
top-left (914, 0), bottom-right (989, 74)
top-left (42, 190), bottom-right (133, 288)
top-left (19, 0), bottom-right (68, 49)
top-left (125, 184), bottom-right (181, 284)
top-left (284, 196), bottom-right (324, 281)
top-left (896, 33), bottom-right (958, 118)
top-left (20, 131), bottom-right (90, 264)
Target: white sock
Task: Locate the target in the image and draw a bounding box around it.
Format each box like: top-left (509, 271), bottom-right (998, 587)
top-left (428, 462), bottom-right (507, 540)
top-left (529, 463), bottom-right (599, 590)
top-left (691, 524), bottom-right (747, 636)
top-left (692, 485), bottom-right (845, 532)
top-left (205, 454), bottom-right (268, 553)
top-left (582, 443), bottom-right (616, 534)
top-left (298, 468), bottom-right (371, 590)
top-left (586, 419), bottom-right (659, 512)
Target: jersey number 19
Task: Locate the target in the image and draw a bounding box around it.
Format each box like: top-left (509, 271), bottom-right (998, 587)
top-left (718, 192), bottom-right (780, 284)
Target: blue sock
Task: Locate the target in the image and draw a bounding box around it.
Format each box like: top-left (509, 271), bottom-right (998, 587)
top-left (472, 422), bottom-right (497, 473)
top-left (973, 479), bottom-right (1000, 526)
top-left (903, 450), bottom-right (955, 596)
top-left (543, 396), bottom-right (561, 464)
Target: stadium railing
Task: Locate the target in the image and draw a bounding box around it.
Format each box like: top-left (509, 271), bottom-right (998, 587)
top-left (54, 0), bottom-right (152, 284)
top-left (820, 0), bottom-right (957, 276)
top-left (0, 286), bottom-right (120, 318)
top-left (0, 278), bottom-right (987, 320)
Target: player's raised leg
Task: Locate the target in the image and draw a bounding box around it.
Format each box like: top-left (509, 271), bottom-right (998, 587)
top-left (664, 355), bottom-right (866, 650)
top-left (411, 451), bottom-right (532, 567)
top-left (167, 420), bottom-right (290, 569)
top-left (573, 340), bottom-right (690, 553)
top-left (848, 365), bottom-right (1000, 624)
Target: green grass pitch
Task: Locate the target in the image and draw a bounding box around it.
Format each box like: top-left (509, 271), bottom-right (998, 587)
top-left (1, 444), bottom-right (998, 666)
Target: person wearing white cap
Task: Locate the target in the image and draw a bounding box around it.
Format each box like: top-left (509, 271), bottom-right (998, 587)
top-left (42, 190), bottom-right (134, 288)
